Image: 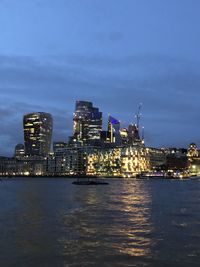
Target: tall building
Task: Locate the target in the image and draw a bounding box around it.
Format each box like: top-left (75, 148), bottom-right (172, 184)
top-left (23, 112), bottom-right (53, 156)
top-left (107, 116), bottom-right (121, 145)
top-left (128, 124), bottom-right (141, 145)
top-left (120, 128), bottom-right (128, 145)
top-left (73, 101), bottom-right (102, 145)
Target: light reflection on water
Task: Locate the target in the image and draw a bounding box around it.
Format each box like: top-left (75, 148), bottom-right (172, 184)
top-left (60, 181), bottom-right (154, 263)
top-left (0, 178), bottom-right (200, 267)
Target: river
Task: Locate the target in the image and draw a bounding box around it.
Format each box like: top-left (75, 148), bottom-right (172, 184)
top-left (0, 178), bottom-right (199, 267)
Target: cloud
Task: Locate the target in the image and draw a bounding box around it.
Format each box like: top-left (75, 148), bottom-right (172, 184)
top-left (0, 53), bottom-right (200, 155)
top-left (0, 101), bottom-right (72, 156)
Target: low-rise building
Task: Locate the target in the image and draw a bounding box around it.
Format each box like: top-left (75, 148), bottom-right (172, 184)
top-left (0, 156), bottom-right (45, 176)
top-left (45, 146), bottom-right (97, 176)
top-left (87, 145), bottom-right (150, 177)
top-left (147, 147), bottom-right (166, 170)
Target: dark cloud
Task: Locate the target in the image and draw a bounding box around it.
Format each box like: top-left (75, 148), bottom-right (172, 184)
top-left (0, 53), bottom-right (200, 155)
top-left (0, 101), bottom-right (72, 156)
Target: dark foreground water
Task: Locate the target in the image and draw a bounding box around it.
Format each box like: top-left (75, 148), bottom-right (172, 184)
top-left (0, 178), bottom-right (200, 267)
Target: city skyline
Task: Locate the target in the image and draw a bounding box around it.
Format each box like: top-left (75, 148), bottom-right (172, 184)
top-left (0, 99), bottom-right (198, 157)
top-left (1, 0), bottom-right (200, 155)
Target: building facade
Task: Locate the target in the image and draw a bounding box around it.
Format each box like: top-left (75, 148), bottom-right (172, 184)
top-left (128, 124), bottom-right (141, 145)
top-left (147, 147), bottom-right (167, 170)
top-left (73, 101), bottom-right (102, 145)
top-left (87, 145), bottom-right (150, 177)
top-left (45, 146), bottom-right (97, 176)
top-left (23, 112), bottom-right (53, 156)
top-left (14, 144), bottom-right (25, 159)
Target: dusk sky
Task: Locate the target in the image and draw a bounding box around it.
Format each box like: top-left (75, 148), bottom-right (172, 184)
top-left (0, 0), bottom-right (200, 156)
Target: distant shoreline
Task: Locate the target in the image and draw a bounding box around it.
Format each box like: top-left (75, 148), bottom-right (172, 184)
top-left (0, 175), bottom-right (116, 179)
top-left (0, 175), bottom-right (195, 180)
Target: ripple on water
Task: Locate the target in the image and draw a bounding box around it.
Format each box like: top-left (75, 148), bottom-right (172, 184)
top-left (0, 178), bottom-right (200, 267)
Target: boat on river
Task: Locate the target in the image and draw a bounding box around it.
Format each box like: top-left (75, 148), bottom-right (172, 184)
top-left (138, 171), bottom-right (191, 179)
top-left (72, 177), bottom-right (109, 185)
top-left (137, 172), bottom-right (167, 179)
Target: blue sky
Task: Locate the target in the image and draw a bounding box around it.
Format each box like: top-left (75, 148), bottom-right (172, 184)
top-left (0, 0), bottom-right (200, 155)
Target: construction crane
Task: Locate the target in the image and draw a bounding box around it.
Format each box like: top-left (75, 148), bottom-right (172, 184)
top-left (135, 103), bottom-right (142, 129)
top-left (141, 126), bottom-right (145, 144)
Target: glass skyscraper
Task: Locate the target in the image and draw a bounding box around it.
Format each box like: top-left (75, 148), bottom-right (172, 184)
top-left (107, 116), bottom-right (121, 145)
top-left (23, 112), bottom-right (53, 156)
top-left (128, 124), bottom-right (141, 145)
top-left (73, 101), bottom-right (102, 145)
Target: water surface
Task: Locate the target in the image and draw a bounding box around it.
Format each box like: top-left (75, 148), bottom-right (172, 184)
top-left (0, 178), bottom-right (199, 267)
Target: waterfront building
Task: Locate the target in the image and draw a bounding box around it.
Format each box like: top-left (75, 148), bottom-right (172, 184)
top-left (166, 154), bottom-right (188, 172)
top-left (87, 145), bottom-right (150, 177)
top-left (0, 157), bottom-right (9, 176)
top-left (73, 101), bottom-right (102, 145)
top-left (121, 146), bottom-right (150, 177)
top-left (163, 147), bottom-right (187, 156)
top-left (187, 143), bottom-right (199, 160)
top-left (186, 143), bottom-right (200, 175)
top-left (45, 146), bottom-right (97, 176)
top-left (0, 156), bottom-right (45, 176)
top-left (23, 112), bottom-right (53, 156)
top-left (147, 147), bottom-right (166, 170)
top-left (45, 153), bottom-right (65, 175)
top-left (87, 147), bottom-right (121, 177)
top-left (14, 144), bottom-right (25, 159)
top-left (148, 147), bottom-right (189, 173)
top-left (188, 158), bottom-right (200, 176)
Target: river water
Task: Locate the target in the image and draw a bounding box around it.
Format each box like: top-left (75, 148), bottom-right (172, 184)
top-left (0, 178), bottom-right (199, 267)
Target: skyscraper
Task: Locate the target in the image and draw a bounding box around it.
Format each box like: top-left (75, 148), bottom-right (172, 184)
top-left (107, 116), bottom-right (121, 145)
top-left (23, 112), bottom-right (53, 156)
top-left (128, 124), bottom-right (141, 145)
top-left (120, 128), bottom-right (128, 145)
top-left (73, 101), bottom-right (102, 145)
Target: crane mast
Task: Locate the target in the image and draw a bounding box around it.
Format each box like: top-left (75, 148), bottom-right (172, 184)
top-left (135, 103), bottom-right (142, 129)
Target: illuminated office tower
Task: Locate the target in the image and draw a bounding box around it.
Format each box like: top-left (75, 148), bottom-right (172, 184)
top-left (120, 128), bottom-right (128, 145)
top-left (23, 112), bottom-right (53, 156)
top-left (73, 101), bottom-right (102, 145)
top-left (107, 116), bottom-right (121, 145)
top-left (128, 124), bottom-right (141, 145)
